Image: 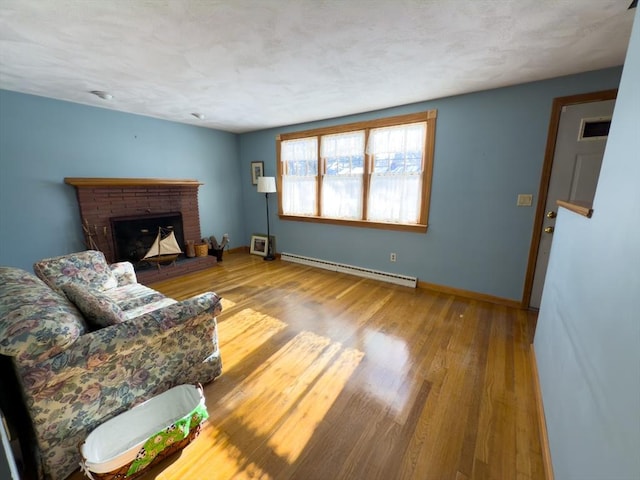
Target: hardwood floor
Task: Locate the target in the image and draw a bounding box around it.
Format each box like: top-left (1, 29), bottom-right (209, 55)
top-left (70, 253), bottom-right (544, 480)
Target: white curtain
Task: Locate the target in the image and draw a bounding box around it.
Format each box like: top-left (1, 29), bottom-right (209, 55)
top-left (281, 137), bottom-right (318, 215)
top-left (368, 175), bottom-right (422, 223)
top-left (366, 122), bottom-right (425, 161)
top-left (322, 175), bottom-right (363, 219)
top-left (320, 131), bottom-right (364, 219)
top-left (282, 176), bottom-right (317, 215)
top-left (321, 131), bottom-right (364, 159)
top-left (367, 122), bottom-right (426, 224)
top-left (281, 137), bottom-right (317, 166)
top-left (281, 124), bottom-right (426, 223)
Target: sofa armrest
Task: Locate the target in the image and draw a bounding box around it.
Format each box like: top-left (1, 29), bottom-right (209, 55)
top-left (109, 262), bottom-right (137, 286)
top-left (142, 291), bottom-right (223, 329)
top-left (24, 292), bottom-right (223, 380)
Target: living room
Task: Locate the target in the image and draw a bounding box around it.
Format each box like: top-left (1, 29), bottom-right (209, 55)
top-left (1, 2), bottom-right (639, 480)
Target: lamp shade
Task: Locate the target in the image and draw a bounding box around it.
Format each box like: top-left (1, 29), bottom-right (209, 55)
top-left (257, 176), bottom-right (277, 193)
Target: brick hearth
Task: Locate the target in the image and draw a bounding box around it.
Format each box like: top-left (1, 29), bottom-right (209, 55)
top-left (65, 178), bottom-right (216, 284)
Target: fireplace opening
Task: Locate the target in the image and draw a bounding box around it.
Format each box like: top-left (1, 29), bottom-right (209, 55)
top-left (111, 213), bottom-right (185, 266)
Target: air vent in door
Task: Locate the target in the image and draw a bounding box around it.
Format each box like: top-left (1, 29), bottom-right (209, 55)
top-left (578, 116), bottom-right (612, 141)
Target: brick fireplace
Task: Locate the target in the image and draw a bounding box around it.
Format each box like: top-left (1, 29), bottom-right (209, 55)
top-left (65, 178), bottom-right (216, 283)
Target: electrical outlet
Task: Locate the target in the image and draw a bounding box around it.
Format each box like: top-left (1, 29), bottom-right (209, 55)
top-left (390, 253), bottom-right (397, 262)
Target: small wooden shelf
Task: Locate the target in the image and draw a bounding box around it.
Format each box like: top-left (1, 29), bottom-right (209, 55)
top-left (64, 178), bottom-right (203, 187)
top-left (557, 200), bottom-right (593, 218)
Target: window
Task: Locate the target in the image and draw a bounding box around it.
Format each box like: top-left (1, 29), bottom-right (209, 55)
top-left (280, 137), bottom-right (318, 216)
top-left (321, 131), bottom-right (365, 220)
top-left (277, 110), bottom-right (437, 232)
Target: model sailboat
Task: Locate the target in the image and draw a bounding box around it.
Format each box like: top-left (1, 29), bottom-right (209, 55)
top-left (142, 227), bottom-right (182, 269)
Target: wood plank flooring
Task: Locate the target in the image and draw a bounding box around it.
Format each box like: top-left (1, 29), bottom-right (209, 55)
top-left (68, 253), bottom-right (543, 480)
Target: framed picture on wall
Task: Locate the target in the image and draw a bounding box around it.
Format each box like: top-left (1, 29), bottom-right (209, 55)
top-left (250, 235), bottom-right (268, 256)
top-left (251, 161), bottom-right (264, 185)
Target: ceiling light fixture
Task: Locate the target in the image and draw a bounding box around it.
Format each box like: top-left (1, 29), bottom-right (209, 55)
top-left (191, 113), bottom-right (205, 120)
top-left (90, 90), bottom-right (113, 100)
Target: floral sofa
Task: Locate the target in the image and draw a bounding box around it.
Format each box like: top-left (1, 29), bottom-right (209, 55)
top-left (0, 250), bottom-right (222, 480)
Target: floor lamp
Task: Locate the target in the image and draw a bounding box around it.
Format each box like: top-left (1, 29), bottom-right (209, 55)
top-left (257, 176), bottom-right (276, 261)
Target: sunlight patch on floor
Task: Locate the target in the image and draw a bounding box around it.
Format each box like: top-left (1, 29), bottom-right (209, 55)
top-left (155, 422), bottom-right (272, 479)
top-left (219, 297), bottom-right (237, 309)
top-left (218, 308), bottom-right (287, 371)
top-left (269, 344), bottom-right (364, 462)
top-left (219, 330), bottom-right (364, 464)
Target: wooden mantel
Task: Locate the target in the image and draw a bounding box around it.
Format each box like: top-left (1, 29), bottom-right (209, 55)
top-left (64, 177), bottom-right (203, 187)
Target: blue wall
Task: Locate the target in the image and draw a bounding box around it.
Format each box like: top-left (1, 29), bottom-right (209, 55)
top-left (0, 67), bottom-right (624, 300)
top-left (0, 91), bottom-right (243, 271)
top-left (534, 8), bottom-right (639, 479)
top-left (238, 67), bottom-right (622, 301)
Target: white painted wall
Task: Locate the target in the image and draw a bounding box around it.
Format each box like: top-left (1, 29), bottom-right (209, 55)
top-left (534, 7), bottom-right (640, 480)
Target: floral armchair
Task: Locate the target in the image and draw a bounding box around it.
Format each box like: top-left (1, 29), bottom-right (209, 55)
top-left (0, 251), bottom-right (222, 480)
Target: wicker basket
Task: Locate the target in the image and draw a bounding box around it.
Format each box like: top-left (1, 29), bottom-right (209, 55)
top-left (79, 385), bottom-right (207, 480)
top-left (194, 243), bottom-right (208, 257)
top-left (83, 424), bottom-right (201, 480)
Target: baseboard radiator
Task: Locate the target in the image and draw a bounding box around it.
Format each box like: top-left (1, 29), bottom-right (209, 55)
top-left (280, 252), bottom-right (418, 288)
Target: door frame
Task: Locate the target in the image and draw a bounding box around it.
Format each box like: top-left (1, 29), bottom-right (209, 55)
top-left (521, 89), bottom-right (617, 309)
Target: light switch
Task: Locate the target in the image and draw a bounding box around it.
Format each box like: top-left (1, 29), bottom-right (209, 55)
top-left (517, 194), bottom-right (533, 207)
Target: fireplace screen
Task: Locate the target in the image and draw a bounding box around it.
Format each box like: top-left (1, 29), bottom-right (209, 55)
top-left (111, 213), bottom-right (185, 264)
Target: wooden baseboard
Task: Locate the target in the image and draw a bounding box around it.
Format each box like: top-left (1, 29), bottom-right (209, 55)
top-left (529, 344), bottom-right (554, 480)
top-left (417, 280), bottom-right (522, 308)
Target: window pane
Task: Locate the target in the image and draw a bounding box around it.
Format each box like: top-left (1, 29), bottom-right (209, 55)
top-left (374, 155), bottom-right (390, 173)
top-left (405, 151), bottom-right (422, 172)
top-left (322, 175), bottom-right (363, 219)
top-left (368, 175), bottom-right (421, 224)
top-left (368, 122), bottom-right (426, 174)
top-left (322, 131), bottom-right (365, 175)
top-left (321, 131), bottom-right (365, 219)
top-left (367, 122), bottom-right (426, 224)
top-left (282, 176), bottom-right (317, 215)
top-left (287, 160), bottom-right (318, 176)
top-left (282, 137), bottom-right (318, 176)
top-left (281, 137), bottom-right (318, 215)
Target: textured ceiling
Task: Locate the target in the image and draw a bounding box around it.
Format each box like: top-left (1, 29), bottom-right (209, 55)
top-left (0, 1), bottom-right (635, 133)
